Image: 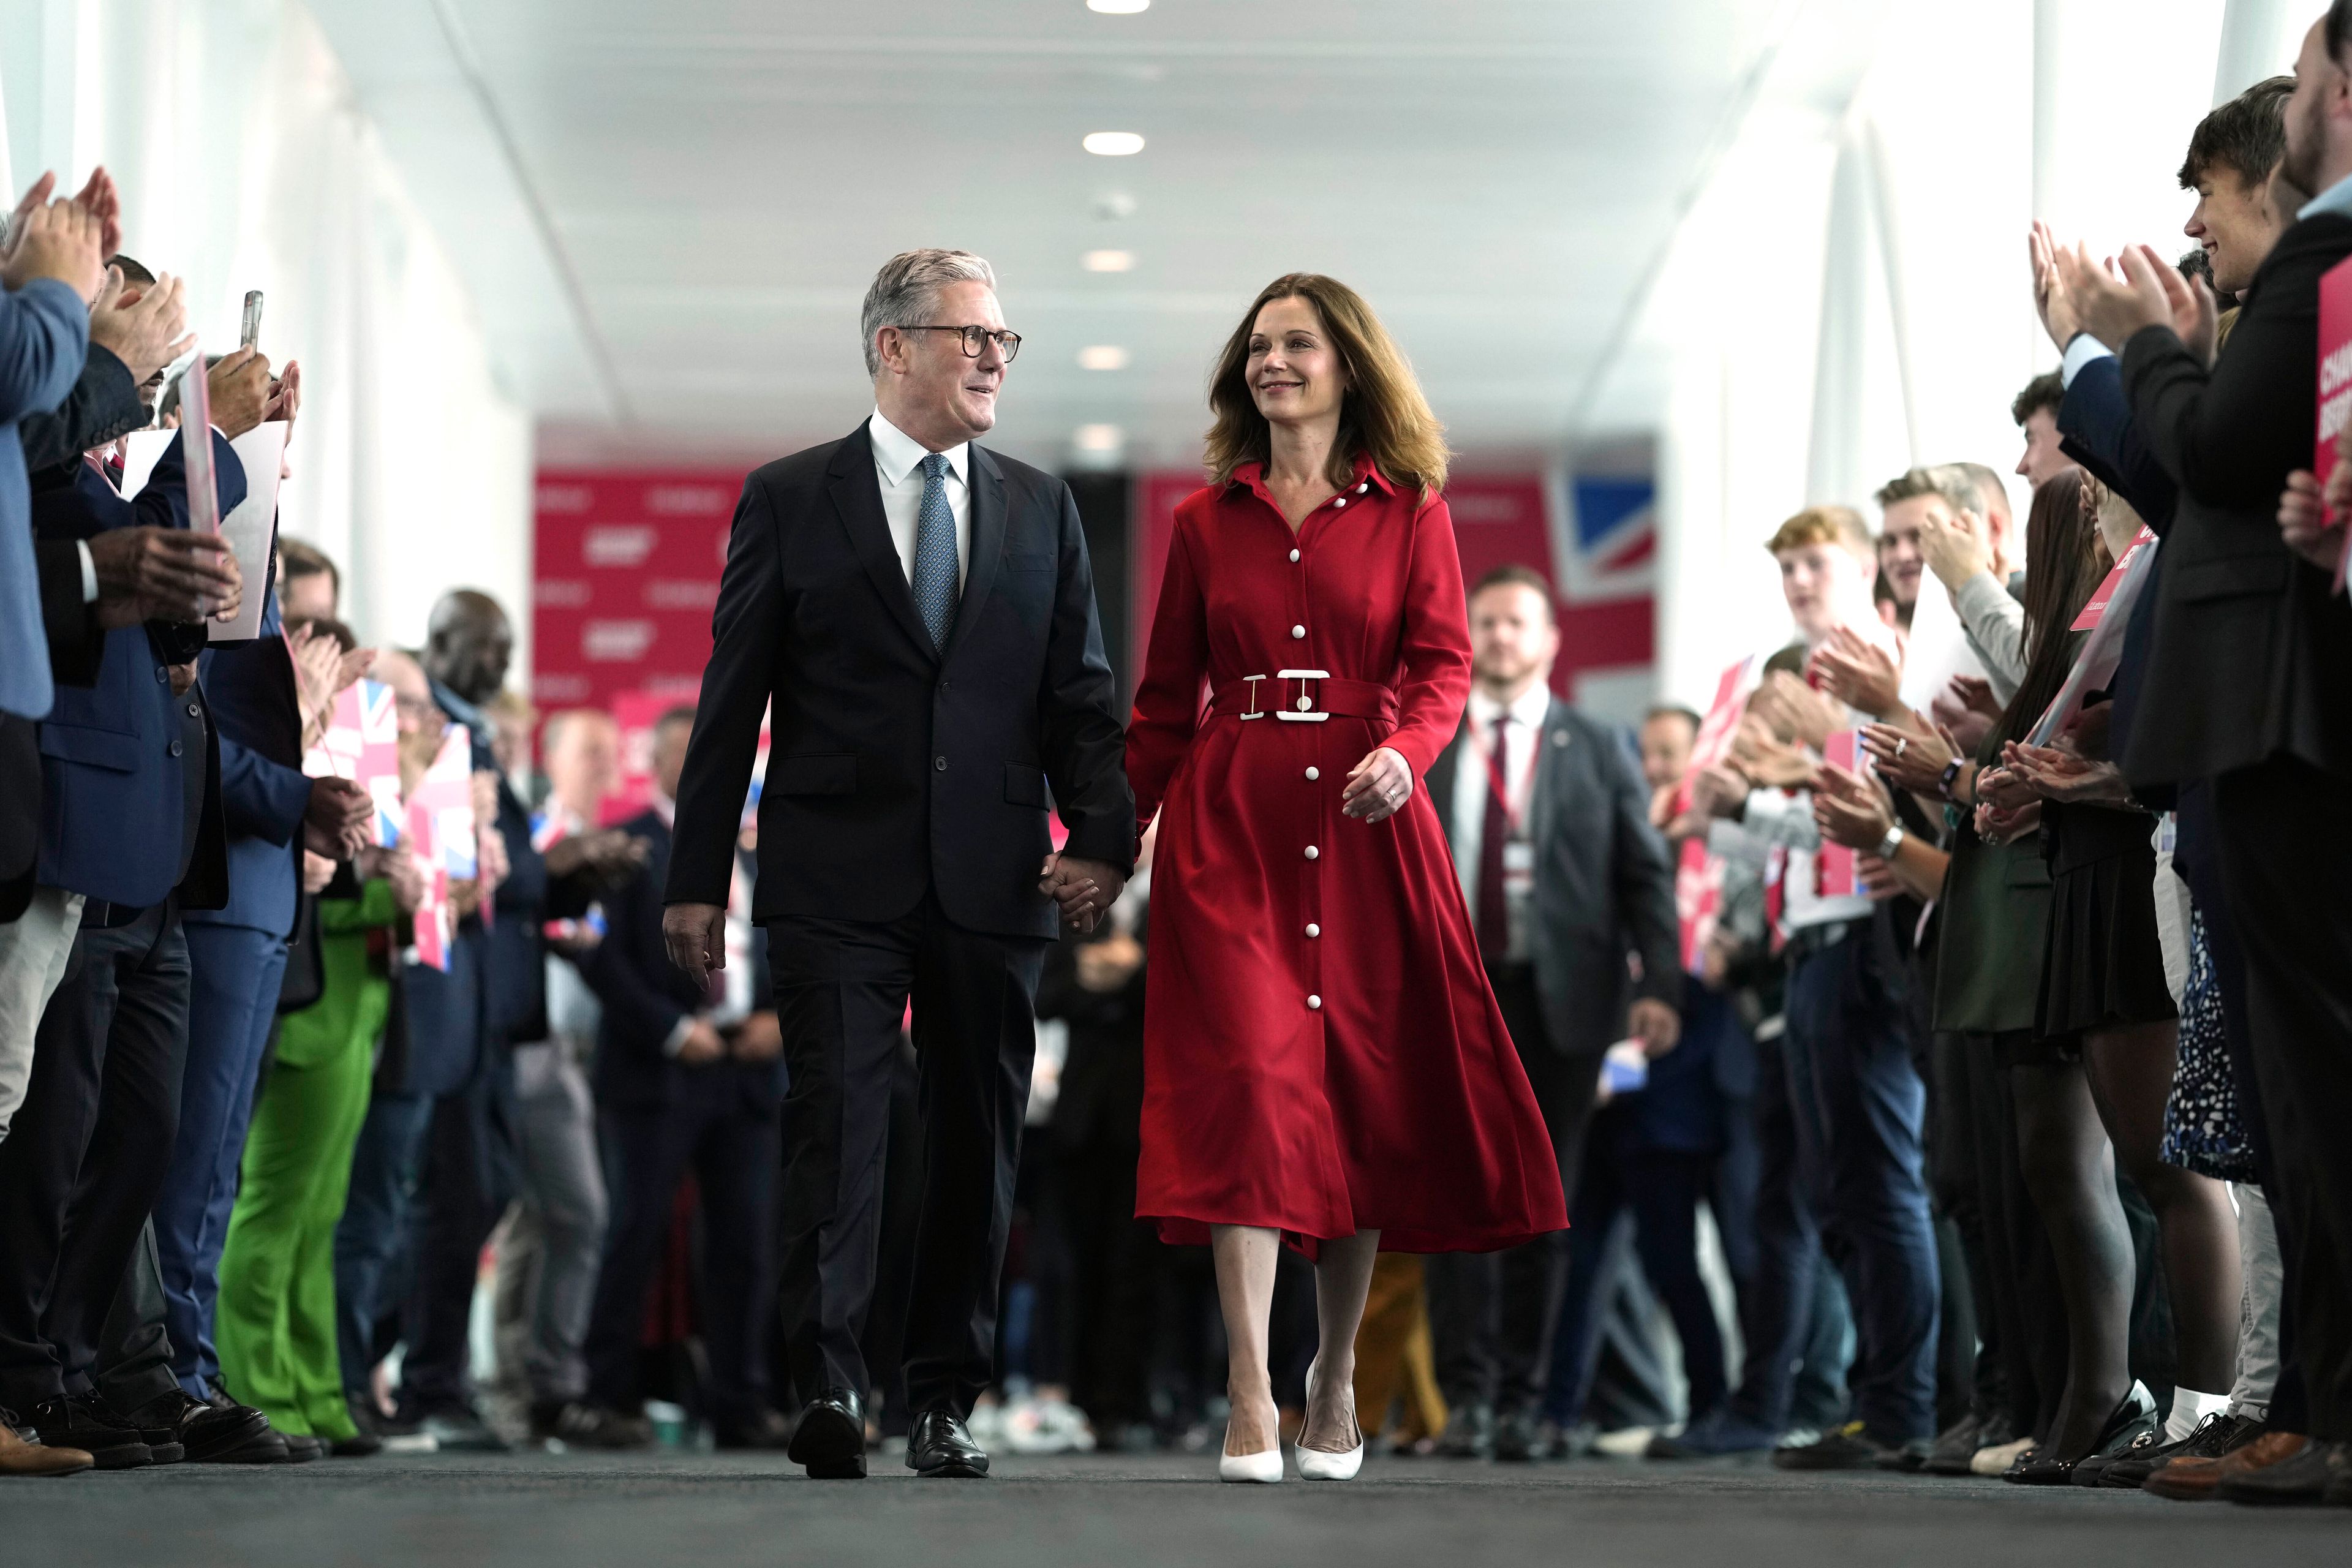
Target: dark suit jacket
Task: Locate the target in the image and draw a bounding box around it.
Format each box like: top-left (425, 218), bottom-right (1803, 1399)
top-left (187, 582), bottom-right (310, 938)
top-left (30, 437), bottom-right (244, 909)
top-left (18, 345), bottom-right (147, 473)
top-left (1424, 698), bottom-right (1681, 1057)
top-left (2119, 213), bottom-right (2352, 789)
top-left (589, 809), bottom-right (781, 1115)
top-left (665, 421), bottom-right (1134, 940)
top-left (2057, 348), bottom-right (2176, 804)
top-left (1, 542), bottom-right (105, 913)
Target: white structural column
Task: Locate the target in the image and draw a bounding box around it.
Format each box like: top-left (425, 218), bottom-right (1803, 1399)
top-left (2214, 0), bottom-right (2303, 105)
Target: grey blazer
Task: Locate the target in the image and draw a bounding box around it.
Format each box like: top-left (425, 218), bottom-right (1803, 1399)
top-left (1424, 698), bottom-right (1682, 1057)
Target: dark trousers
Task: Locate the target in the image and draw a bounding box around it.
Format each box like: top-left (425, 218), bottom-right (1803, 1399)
top-left (1784, 928), bottom-right (1939, 1442)
top-left (2215, 756), bottom-right (2352, 1440)
top-left (333, 1090), bottom-right (434, 1394)
top-left (1727, 1024), bottom-right (1852, 1431)
top-left (92, 1222), bottom-right (185, 1412)
top-left (1061, 1136), bottom-right (1160, 1429)
top-left (157, 921), bottom-right (288, 1395)
top-left (766, 889), bottom-right (1045, 1417)
top-left (1930, 1030), bottom-right (2003, 1425)
top-left (399, 1063), bottom-right (517, 1414)
top-left (1423, 960), bottom-right (1602, 1414)
top-left (2179, 778), bottom-right (2307, 1434)
top-left (0, 906), bottom-right (188, 1411)
top-left (1950, 1036), bottom-right (2068, 1440)
top-left (1546, 1131), bottom-right (1726, 1427)
top-left (584, 1072), bottom-right (781, 1420)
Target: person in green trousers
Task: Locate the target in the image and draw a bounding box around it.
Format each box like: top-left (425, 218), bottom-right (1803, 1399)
top-left (217, 845), bottom-right (423, 1446)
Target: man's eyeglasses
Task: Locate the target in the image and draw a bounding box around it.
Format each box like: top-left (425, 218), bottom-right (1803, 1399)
top-left (903, 325), bottom-right (1022, 363)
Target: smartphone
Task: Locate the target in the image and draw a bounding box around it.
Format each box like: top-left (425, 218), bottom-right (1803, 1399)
top-left (240, 291), bottom-right (263, 351)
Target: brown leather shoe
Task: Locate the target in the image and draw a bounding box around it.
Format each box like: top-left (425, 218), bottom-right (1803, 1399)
top-left (2146, 1430), bottom-right (2310, 1501)
top-left (0, 1421), bottom-right (92, 1477)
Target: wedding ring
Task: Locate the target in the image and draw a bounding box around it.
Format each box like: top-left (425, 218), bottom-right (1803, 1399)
top-left (1895, 737), bottom-right (1909, 759)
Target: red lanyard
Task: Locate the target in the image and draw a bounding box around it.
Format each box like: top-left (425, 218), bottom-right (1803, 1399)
top-left (1466, 712), bottom-right (1532, 835)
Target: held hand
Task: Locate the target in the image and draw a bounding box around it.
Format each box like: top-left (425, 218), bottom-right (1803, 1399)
top-left (205, 347), bottom-right (273, 439)
top-left (677, 1019), bottom-right (725, 1066)
top-left (301, 850), bottom-right (338, 895)
top-left (88, 270), bottom-right (194, 385)
top-left (304, 776), bottom-right (372, 859)
top-left (2029, 221), bottom-right (2083, 352)
top-left (731, 1010), bottom-right (783, 1063)
top-left (1039, 853), bottom-right (1128, 933)
top-left (2279, 469), bottom-right (2348, 570)
top-left (663, 902), bottom-right (728, 987)
top-left (1626, 997), bottom-right (1681, 1059)
top-left (1341, 746), bottom-right (1414, 823)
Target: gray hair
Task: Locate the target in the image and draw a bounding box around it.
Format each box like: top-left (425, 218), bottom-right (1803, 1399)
top-left (860, 249), bottom-right (997, 377)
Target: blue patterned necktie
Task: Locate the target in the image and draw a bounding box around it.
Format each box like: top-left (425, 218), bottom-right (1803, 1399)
top-left (911, 451), bottom-right (960, 650)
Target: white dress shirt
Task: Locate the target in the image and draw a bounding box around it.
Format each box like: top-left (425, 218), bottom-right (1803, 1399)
top-left (868, 408), bottom-right (971, 595)
top-left (1448, 682), bottom-right (1553, 954)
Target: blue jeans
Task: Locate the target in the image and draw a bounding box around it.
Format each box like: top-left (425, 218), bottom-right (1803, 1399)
top-left (333, 1090), bottom-right (434, 1394)
top-left (157, 922), bottom-right (287, 1395)
top-left (1784, 925), bottom-right (1940, 1442)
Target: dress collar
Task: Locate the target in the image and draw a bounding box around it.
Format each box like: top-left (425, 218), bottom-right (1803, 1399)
top-left (1227, 450), bottom-right (1400, 497)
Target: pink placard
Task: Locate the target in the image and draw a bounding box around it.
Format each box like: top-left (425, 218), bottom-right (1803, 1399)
top-left (1817, 731), bottom-right (1858, 898)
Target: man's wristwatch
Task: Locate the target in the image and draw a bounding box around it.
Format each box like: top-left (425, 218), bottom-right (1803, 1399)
top-left (1937, 758), bottom-right (1964, 800)
top-left (1876, 824), bottom-right (1906, 861)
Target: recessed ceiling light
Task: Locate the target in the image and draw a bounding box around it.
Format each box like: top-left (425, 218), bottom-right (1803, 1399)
top-left (1082, 131), bottom-right (1145, 157)
top-left (1088, 0), bottom-right (1150, 11)
top-left (1074, 424), bottom-right (1125, 453)
top-left (1082, 249), bottom-right (1135, 273)
top-left (1077, 345), bottom-right (1131, 371)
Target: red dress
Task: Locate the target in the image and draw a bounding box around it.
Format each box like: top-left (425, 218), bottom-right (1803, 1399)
top-left (1125, 456), bottom-right (1568, 1253)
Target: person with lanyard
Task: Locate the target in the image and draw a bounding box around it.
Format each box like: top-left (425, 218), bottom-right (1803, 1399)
top-left (1417, 564), bottom-right (1681, 1463)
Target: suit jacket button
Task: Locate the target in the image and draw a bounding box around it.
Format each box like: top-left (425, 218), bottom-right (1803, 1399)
top-left (154, 666), bottom-right (168, 683)
top-left (934, 756), bottom-right (948, 772)
top-left (939, 679), bottom-right (951, 693)
top-left (168, 740), bottom-right (183, 757)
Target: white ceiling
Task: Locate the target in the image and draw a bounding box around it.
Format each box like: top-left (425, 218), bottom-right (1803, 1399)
top-left (312, 0), bottom-right (1811, 473)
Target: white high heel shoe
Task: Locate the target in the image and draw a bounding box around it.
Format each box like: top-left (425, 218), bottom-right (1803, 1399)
top-left (1218, 1445), bottom-right (1286, 1484)
top-left (1294, 1357), bottom-right (1364, 1481)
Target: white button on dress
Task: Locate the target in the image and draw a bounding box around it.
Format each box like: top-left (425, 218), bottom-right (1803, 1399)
top-left (1304, 845), bottom-right (1319, 861)
top-left (1305, 767), bottom-right (1319, 780)
top-left (1289, 548), bottom-right (1301, 562)
top-left (1291, 625), bottom-right (1305, 639)
top-left (1332, 498), bottom-right (1347, 509)
top-left (1355, 483), bottom-right (1368, 494)
top-left (1306, 924), bottom-right (1320, 938)
top-left (1308, 995), bottom-right (1322, 1010)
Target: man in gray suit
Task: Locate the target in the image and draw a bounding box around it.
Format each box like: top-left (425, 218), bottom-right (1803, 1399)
top-left (1420, 564), bottom-right (1683, 1461)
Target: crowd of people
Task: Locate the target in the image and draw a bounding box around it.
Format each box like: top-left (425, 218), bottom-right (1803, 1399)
top-left (1, 4), bottom-right (2349, 1514)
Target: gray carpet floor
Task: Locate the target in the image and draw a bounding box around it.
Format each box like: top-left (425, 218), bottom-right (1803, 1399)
top-left (6, 1448), bottom-right (2346, 1567)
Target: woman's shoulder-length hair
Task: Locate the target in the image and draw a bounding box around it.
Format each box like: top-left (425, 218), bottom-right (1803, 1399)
top-left (1202, 273), bottom-right (1450, 500)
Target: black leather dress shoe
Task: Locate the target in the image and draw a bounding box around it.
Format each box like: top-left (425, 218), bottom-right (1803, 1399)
top-left (787, 1388), bottom-right (868, 1479)
top-left (905, 1408), bottom-right (989, 1478)
top-left (116, 1387), bottom-right (266, 1463)
top-left (30, 1393), bottom-right (151, 1470)
top-left (2010, 1384), bottom-right (2156, 1485)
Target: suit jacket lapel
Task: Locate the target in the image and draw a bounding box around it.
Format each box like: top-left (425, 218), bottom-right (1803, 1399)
top-left (1530, 698), bottom-right (1574, 845)
top-left (826, 422), bottom-right (937, 662)
top-left (945, 446), bottom-right (1008, 664)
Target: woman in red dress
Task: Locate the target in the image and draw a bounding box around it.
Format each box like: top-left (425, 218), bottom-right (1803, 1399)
top-left (1126, 274), bottom-right (1567, 1482)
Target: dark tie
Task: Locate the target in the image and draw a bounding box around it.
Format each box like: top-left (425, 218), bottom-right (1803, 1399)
top-left (912, 451), bottom-right (959, 649)
top-left (1476, 712), bottom-right (1512, 961)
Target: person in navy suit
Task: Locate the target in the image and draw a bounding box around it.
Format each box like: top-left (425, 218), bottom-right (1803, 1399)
top-left (573, 708), bottom-right (787, 1448)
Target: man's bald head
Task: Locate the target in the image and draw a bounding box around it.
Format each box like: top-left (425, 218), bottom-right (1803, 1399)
top-left (423, 589), bottom-right (514, 704)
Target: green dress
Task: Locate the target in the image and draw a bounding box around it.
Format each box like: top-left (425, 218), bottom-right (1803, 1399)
top-left (215, 878), bottom-right (396, 1438)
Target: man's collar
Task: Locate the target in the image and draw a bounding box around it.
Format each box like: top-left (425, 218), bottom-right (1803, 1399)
top-left (1469, 680), bottom-right (1553, 731)
top-left (2301, 167), bottom-right (2352, 222)
top-left (869, 407), bottom-right (970, 488)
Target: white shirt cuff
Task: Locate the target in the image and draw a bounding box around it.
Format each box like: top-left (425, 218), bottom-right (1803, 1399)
top-left (77, 540), bottom-right (98, 603)
top-left (2060, 333), bottom-right (2113, 389)
top-left (662, 1015), bottom-right (694, 1058)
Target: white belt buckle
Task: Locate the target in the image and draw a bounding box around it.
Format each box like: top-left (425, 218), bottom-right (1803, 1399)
top-left (1276, 669), bottom-right (1330, 722)
top-left (1237, 674), bottom-right (1268, 720)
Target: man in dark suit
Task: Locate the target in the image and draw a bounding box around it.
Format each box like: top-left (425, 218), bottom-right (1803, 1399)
top-left (662, 248), bottom-right (1133, 1479)
top-left (575, 707), bottom-right (786, 1448)
top-left (1419, 564), bottom-right (1683, 1462)
top-left (2062, 12), bottom-right (2352, 1502)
